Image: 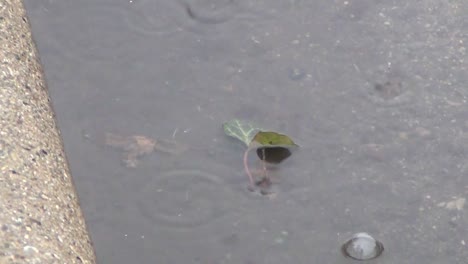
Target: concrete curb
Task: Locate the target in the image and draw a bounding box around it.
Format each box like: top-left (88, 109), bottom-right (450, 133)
top-left (0, 0), bottom-right (96, 263)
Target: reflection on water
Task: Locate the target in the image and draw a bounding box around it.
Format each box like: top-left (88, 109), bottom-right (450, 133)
top-left (24, 0), bottom-right (468, 263)
top-left (123, 0), bottom-right (185, 36)
top-left (136, 168), bottom-right (242, 229)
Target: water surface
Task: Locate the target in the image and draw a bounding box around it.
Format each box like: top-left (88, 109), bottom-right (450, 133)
top-left (24, 0), bottom-right (468, 263)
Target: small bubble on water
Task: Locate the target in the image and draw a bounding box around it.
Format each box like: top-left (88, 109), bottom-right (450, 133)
top-left (288, 67), bottom-right (306, 81)
top-left (23, 245), bottom-right (38, 256)
top-left (341, 232), bottom-right (384, 260)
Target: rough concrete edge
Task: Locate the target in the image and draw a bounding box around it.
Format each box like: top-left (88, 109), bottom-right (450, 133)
top-left (0, 0), bottom-right (97, 263)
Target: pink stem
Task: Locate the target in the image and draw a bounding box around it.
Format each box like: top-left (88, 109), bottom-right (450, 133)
top-left (243, 148), bottom-right (254, 188)
top-left (261, 148), bottom-right (267, 178)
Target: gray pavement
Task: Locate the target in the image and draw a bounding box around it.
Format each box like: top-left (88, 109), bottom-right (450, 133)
top-left (0, 0), bottom-right (96, 263)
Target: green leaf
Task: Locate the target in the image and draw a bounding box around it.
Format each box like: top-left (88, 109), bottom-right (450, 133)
top-left (251, 131), bottom-right (298, 147)
top-left (223, 120), bottom-right (300, 188)
top-left (222, 119), bottom-right (261, 147)
top-left (251, 131), bottom-right (299, 164)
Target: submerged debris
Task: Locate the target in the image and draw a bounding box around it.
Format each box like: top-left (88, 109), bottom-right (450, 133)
top-left (104, 132), bottom-right (187, 168)
top-left (438, 197), bottom-right (466, 211)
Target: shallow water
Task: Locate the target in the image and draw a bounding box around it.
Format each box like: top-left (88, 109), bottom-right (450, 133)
top-left (24, 0), bottom-right (468, 263)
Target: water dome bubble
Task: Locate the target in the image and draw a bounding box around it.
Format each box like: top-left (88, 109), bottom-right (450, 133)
top-left (341, 232), bottom-right (384, 260)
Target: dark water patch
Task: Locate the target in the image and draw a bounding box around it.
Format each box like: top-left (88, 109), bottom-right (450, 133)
top-left (361, 69), bottom-right (415, 107)
top-left (181, 0), bottom-right (236, 25)
top-left (373, 80), bottom-right (403, 100)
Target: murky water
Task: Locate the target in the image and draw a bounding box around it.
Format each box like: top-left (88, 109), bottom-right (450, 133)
top-left (24, 0), bottom-right (468, 263)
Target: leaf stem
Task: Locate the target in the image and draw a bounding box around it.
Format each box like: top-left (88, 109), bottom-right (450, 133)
top-left (243, 147), bottom-right (254, 188)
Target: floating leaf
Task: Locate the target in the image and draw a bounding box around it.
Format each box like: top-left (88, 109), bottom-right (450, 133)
top-left (223, 120), bottom-right (299, 190)
top-left (251, 131), bottom-right (299, 164)
top-left (251, 131), bottom-right (298, 147)
top-left (223, 119), bottom-right (261, 147)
